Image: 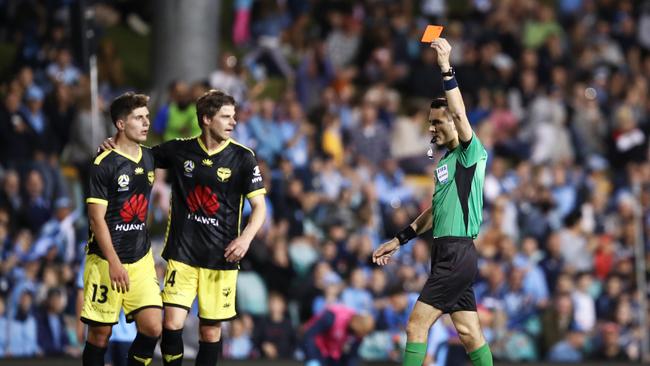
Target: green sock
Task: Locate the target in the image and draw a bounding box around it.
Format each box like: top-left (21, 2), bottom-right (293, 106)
top-left (468, 343), bottom-right (493, 366)
top-left (403, 342), bottom-right (427, 366)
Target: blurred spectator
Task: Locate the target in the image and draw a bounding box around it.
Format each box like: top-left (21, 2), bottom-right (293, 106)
top-left (252, 292), bottom-right (296, 359)
top-left (341, 268), bottom-right (373, 315)
top-left (0, 92), bottom-right (37, 164)
top-left (571, 272), bottom-right (596, 332)
top-left (7, 289), bottom-right (40, 357)
top-left (21, 170), bottom-right (52, 234)
top-left (596, 274), bottom-right (623, 321)
top-left (302, 305), bottom-right (374, 366)
top-left (389, 104), bottom-right (431, 174)
top-left (36, 287), bottom-right (74, 356)
top-left (31, 197), bottom-right (79, 263)
top-left (209, 52), bottom-right (249, 103)
top-left (20, 86), bottom-right (57, 156)
top-left (547, 329), bottom-right (585, 362)
top-left (158, 81), bottom-right (200, 141)
top-left (0, 296), bottom-right (7, 356)
top-left (45, 48), bottom-right (80, 86)
top-left (589, 322), bottom-right (631, 361)
top-left (541, 293), bottom-right (575, 356)
top-left (223, 316), bottom-right (254, 359)
top-left (348, 101), bottom-right (390, 167)
top-left (43, 83), bottom-right (75, 154)
top-left (249, 98), bottom-right (283, 165)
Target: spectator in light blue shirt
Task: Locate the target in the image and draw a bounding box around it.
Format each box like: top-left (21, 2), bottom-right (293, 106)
top-left (278, 101), bottom-right (310, 170)
top-left (341, 268), bottom-right (373, 315)
top-left (248, 99), bottom-right (283, 165)
top-left (547, 330), bottom-right (585, 362)
top-left (0, 296), bottom-right (8, 357)
top-left (7, 289), bottom-right (40, 357)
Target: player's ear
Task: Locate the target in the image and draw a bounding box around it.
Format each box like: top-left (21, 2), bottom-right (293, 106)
top-left (115, 118), bottom-right (125, 131)
top-left (201, 114), bottom-right (211, 127)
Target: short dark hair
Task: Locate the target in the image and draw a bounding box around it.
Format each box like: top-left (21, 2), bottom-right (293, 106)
top-left (430, 97), bottom-right (448, 109)
top-left (196, 89), bottom-right (236, 127)
top-left (110, 92), bottom-right (149, 126)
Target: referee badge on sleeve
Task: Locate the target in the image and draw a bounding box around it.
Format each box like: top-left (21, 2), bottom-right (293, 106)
top-left (436, 164), bottom-right (449, 184)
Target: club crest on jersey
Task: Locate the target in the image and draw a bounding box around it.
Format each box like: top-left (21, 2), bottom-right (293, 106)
top-left (134, 167), bottom-right (144, 175)
top-left (117, 174), bottom-right (130, 191)
top-left (147, 171), bottom-right (154, 185)
top-left (184, 160), bottom-right (195, 177)
top-left (202, 159), bottom-right (213, 167)
top-left (217, 167), bottom-right (231, 182)
top-left (436, 164), bottom-right (449, 184)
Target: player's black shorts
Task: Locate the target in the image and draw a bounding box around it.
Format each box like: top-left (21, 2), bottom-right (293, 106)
top-left (418, 236), bottom-right (478, 313)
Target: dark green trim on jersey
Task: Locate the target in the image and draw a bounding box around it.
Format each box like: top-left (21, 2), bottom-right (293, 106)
top-left (455, 161), bottom-right (477, 235)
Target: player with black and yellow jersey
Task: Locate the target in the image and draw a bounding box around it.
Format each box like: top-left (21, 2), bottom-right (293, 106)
top-left (101, 90), bottom-right (267, 366)
top-left (155, 90), bottom-right (266, 366)
top-left (82, 93), bottom-right (162, 366)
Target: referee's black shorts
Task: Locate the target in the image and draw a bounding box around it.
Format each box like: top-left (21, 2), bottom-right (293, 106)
top-left (418, 236), bottom-right (478, 313)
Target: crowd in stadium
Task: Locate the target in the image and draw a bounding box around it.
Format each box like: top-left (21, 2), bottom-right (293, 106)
top-left (1, 0), bottom-right (650, 364)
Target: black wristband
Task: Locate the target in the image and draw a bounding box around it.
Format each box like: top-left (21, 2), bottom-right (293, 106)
top-left (443, 77), bottom-right (458, 91)
top-left (396, 226), bottom-right (417, 246)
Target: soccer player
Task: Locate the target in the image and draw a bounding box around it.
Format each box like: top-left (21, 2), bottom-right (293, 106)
top-left (372, 38), bottom-right (493, 366)
top-left (83, 92), bottom-right (162, 366)
top-left (103, 90), bottom-right (266, 366)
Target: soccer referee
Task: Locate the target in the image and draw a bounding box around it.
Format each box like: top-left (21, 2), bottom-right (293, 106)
top-left (372, 38), bottom-right (492, 366)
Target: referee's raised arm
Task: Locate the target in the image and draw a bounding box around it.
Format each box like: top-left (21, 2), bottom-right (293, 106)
top-left (430, 38), bottom-right (473, 143)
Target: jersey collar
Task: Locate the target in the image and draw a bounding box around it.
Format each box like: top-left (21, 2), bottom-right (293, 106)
top-left (113, 146), bottom-right (142, 163)
top-left (197, 137), bottom-right (231, 156)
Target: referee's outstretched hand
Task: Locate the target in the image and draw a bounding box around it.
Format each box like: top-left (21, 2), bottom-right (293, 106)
top-left (372, 238), bottom-right (400, 266)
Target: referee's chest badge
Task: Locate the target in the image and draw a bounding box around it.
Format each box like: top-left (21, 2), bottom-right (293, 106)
top-left (436, 164), bottom-right (449, 184)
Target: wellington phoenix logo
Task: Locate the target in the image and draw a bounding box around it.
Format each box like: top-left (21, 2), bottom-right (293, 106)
top-left (187, 186), bottom-right (220, 216)
top-left (116, 194), bottom-right (148, 231)
top-left (217, 167), bottom-right (231, 182)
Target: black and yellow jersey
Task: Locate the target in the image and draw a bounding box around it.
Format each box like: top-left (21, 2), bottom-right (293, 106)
top-left (86, 146), bottom-right (155, 263)
top-left (153, 137), bottom-right (266, 270)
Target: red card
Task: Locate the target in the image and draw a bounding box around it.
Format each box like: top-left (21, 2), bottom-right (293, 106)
top-left (421, 25), bottom-right (444, 43)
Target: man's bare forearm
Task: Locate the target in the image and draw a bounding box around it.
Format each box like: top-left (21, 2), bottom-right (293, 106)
top-left (410, 206), bottom-right (433, 235)
top-left (88, 206), bottom-right (120, 265)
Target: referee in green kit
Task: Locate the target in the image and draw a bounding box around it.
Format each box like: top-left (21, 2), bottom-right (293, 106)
top-left (372, 38), bottom-right (492, 366)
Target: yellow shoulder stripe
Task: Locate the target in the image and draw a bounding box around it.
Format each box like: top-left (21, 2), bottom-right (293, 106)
top-left (93, 150), bottom-right (112, 165)
top-left (230, 139), bottom-right (255, 156)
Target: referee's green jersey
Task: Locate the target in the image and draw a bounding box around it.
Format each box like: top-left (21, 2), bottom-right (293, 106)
top-left (432, 133), bottom-right (487, 238)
